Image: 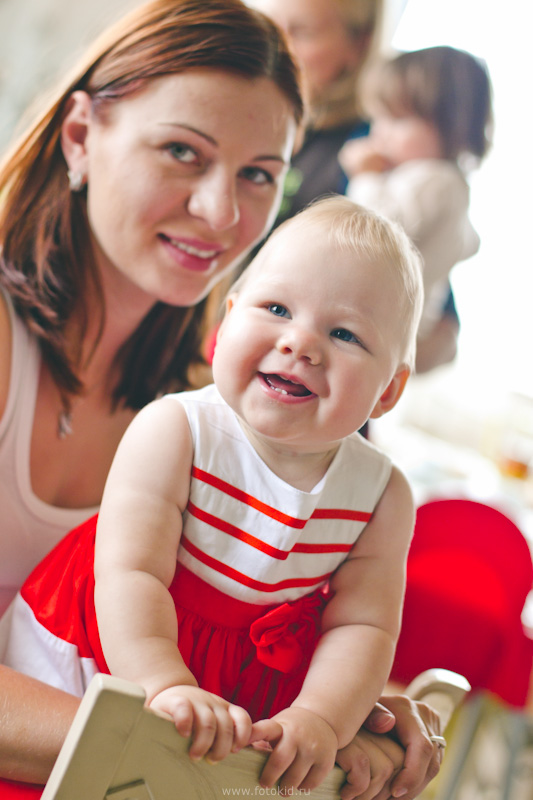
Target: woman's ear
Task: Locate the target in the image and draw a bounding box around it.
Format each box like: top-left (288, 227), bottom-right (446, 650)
top-left (370, 365), bottom-right (411, 419)
top-left (60, 91), bottom-right (92, 176)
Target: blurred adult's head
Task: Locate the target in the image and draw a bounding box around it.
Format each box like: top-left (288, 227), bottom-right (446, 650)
top-left (253, 0), bottom-right (383, 128)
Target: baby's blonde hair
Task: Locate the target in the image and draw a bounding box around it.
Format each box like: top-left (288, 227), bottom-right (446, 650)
top-left (238, 195), bottom-right (424, 369)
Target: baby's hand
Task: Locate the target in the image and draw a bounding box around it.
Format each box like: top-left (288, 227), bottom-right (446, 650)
top-left (339, 139), bottom-right (391, 176)
top-left (150, 685), bottom-right (252, 762)
top-left (250, 707), bottom-right (338, 794)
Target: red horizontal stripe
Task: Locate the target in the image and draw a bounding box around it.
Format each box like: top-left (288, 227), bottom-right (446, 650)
top-left (293, 542), bottom-right (353, 553)
top-left (192, 466), bottom-right (307, 528)
top-left (181, 536), bottom-right (331, 593)
top-left (311, 509), bottom-right (372, 522)
top-left (187, 501), bottom-right (290, 560)
top-left (191, 466), bottom-right (371, 526)
top-left (187, 501), bottom-right (357, 558)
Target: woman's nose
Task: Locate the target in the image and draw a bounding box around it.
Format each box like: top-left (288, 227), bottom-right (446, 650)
top-left (277, 326), bottom-right (322, 366)
top-left (187, 171), bottom-right (240, 231)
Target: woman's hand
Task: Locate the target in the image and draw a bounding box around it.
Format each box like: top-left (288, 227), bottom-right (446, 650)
top-left (336, 729), bottom-right (406, 800)
top-left (149, 685), bottom-right (252, 763)
top-left (363, 694), bottom-right (443, 799)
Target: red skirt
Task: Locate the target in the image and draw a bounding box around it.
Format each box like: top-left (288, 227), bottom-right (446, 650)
top-left (172, 563), bottom-right (329, 721)
top-left (1, 515), bottom-right (330, 798)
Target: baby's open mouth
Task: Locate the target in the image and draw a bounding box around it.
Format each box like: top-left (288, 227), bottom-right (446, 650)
top-left (261, 373), bottom-right (313, 397)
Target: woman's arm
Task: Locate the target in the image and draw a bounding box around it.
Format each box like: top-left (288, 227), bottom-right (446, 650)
top-left (0, 296), bottom-right (78, 785)
top-left (0, 666), bottom-right (79, 784)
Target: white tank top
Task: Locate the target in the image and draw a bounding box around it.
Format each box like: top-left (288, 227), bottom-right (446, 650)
top-left (0, 290), bottom-right (98, 616)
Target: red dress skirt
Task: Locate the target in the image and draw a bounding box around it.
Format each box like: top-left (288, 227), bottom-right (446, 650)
top-left (1, 515), bottom-right (330, 798)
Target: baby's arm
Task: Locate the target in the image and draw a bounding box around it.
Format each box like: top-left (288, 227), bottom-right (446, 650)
top-left (94, 397), bottom-right (251, 760)
top-left (252, 466), bottom-right (415, 793)
top-left (339, 138), bottom-right (391, 178)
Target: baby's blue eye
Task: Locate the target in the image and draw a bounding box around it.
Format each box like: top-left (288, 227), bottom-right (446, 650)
top-left (332, 328), bottom-right (358, 343)
top-left (268, 303), bottom-right (290, 318)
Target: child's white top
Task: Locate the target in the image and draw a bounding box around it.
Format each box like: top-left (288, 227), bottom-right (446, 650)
top-left (0, 290), bottom-right (98, 617)
top-left (347, 159), bottom-right (480, 335)
top-left (174, 384), bottom-right (392, 605)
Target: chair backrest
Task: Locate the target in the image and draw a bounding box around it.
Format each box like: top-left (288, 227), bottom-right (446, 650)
top-left (40, 670), bottom-right (469, 800)
top-left (408, 499), bottom-right (533, 620)
top-left (391, 498), bottom-right (533, 706)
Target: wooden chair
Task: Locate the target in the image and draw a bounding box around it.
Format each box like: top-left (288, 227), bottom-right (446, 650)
top-left (41, 668), bottom-right (469, 800)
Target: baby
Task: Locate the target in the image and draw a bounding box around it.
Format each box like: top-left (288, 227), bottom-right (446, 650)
top-left (2, 196), bottom-right (423, 795)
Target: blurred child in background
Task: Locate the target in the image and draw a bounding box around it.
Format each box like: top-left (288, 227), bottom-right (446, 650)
top-left (340, 45), bottom-right (493, 363)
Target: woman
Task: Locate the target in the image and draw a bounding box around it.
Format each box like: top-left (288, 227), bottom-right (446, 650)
top-left (0, 1), bottom-right (440, 796)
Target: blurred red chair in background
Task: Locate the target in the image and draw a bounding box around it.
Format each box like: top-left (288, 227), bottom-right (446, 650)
top-left (390, 498), bottom-right (533, 708)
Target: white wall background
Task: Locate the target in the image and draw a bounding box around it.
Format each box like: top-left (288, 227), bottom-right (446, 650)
top-left (384, 0), bottom-right (533, 456)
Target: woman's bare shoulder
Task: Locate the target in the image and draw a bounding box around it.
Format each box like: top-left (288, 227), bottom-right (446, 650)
top-left (0, 290), bottom-right (13, 421)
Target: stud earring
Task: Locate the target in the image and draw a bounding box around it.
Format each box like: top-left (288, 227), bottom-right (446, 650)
top-left (67, 170), bottom-right (86, 192)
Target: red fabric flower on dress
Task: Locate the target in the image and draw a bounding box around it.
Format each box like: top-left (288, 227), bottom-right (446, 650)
top-left (249, 590), bottom-right (327, 673)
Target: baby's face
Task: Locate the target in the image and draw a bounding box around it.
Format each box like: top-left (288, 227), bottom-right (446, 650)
top-left (369, 108), bottom-right (443, 166)
top-left (213, 226), bottom-right (409, 455)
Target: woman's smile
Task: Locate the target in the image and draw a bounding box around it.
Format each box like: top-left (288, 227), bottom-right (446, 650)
top-left (157, 234), bottom-right (225, 273)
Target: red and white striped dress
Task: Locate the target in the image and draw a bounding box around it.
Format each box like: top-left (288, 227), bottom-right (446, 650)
top-left (0, 385), bottom-right (391, 795)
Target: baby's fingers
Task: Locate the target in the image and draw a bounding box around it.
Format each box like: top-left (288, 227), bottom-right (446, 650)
top-left (260, 740), bottom-right (297, 789)
top-left (250, 718), bottom-right (283, 748)
top-left (188, 704), bottom-right (218, 760)
top-left (150, 694), bottom-right (194, 738)
top-left (205, 705), bottom-right (241, 763)
top-left (228, 704), bottom-right (253, 752)
top-left (285, 758), bottom-right (334, 795)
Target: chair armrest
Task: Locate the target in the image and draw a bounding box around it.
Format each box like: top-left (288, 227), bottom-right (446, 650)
top-left (405, 668), bottom-right (471, 730)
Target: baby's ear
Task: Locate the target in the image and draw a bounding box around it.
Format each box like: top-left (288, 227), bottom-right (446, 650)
top-left (369, 365), bottom-right (410, 419)
top-left (224, 292), bottom-right (238, 315)
top-left (215, 292), bottom-right (238, 343)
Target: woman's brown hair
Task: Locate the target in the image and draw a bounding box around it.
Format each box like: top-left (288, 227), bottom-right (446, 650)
top-left (0, 0), bottom-right (303, 412)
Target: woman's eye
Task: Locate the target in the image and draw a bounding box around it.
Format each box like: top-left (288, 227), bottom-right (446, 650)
top-left (240, 166), bottom-right (274, 186)
top-left (168, 143), bottom-right (198, 164)
top-left (267, 303), bottom-right (290, 318)
top-left (331, 328), bottom-right (360, 344)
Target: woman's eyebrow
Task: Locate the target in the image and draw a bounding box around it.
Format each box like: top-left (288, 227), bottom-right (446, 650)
top-left (158, 122), bottom-right (217, 146)
top-left (158, 122), bottom-right (288, 163)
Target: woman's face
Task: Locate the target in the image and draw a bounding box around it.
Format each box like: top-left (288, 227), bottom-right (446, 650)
top-left (255, 0), bottom-right (364, 95)
top-left (62, 70), bottom-right (297, 310)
